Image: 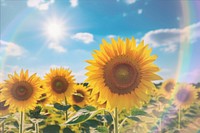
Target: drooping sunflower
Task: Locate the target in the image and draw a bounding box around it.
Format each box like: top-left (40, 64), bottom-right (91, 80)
top-left (90, 92), bottom-right (107, 109)
top-left (86, 38), bottom-right (162, 110)
top-left (173, 83), bottom-right (197, 109)
top-left (44, 67), bottom-right (75, 102)
top-left (158, 79), bottom-right (176, 99)
top-left (69, 84), bottom-right (90, 107)
top-left (1, 70), bottom-right (42, 112)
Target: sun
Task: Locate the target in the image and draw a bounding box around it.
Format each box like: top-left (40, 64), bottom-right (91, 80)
top-left (43, 17), bottom-right (67, 41)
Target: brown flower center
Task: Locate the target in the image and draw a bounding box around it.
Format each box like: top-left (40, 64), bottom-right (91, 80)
top-left (0, 101), bottom-right (9, 110)
top-left (72, 90), bottom-right (84, 103)
top-left (11, 81), bottom-right (33, 101)
top-left (51, 76), bottom-right (68, 94)
top-left (176, 89), bottom-right (191, 103)
top-left (165, 82), bottom-right (174, 92)
top-left (103, 56), bottom-right (140, 94)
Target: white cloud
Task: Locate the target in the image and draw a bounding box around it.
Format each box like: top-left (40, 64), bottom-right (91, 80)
top-left (107, 35), bottom-right (117, 39)
top-left (73, 70), bottom-right (86, 83)
top-left (48, 42), bottom-right (66, 53)
top-left (71, 32), bottom-right (94, 44)
top-left (180, 69), bottom-right (200, 83)
top-left (69, 0), bottom-right (78, 7)
top-left (142, 22), bottom-right (200, 52)
top-left (0, 40), bottom-right (25, 56)
top-left (27, 0), bottom-right (54, 10)
top-left (138, 9), bottom-right (143, 14)
top-left (125, 0), bottom-right (136, 4)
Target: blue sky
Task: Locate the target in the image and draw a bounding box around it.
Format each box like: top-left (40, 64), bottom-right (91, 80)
top-left (0, 0), bottom-right (200, 83)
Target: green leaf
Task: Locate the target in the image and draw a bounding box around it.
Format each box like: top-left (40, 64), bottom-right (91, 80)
top-left (126, 116), bottom-right (142, 122)
top-left (66, 109), bottom-right (104, 125)
top-left (54, 103), bottom-right (71, 111)
top-left (96, 126), bottom-right (109, 133)
top-left (83, 119), bottom-right (102, 128)
top-left (84, 105), bottom-right (96, 111)
top-left (63, 127), bottom-right (74, 133)
top-left (104, 113), bottom-right (113, 125)
top-left (73, 105), bottom-right (81, 111)
top-left (158, 97), bottom-right (168, 104)
top-left (185, 113), bottom-right (195, 118)
top-left (42, 125), bottom-right (60, 133)
top-left (131, 108), bottom-right (148, 116)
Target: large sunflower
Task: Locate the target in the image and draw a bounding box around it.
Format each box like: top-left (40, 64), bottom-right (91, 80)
top-left (1, 70), bottom-right (42, 111)
top-left (158, 79), bottom-right (176, 99)
top-left (86, 38), bottom-right (162, 110)
top-left (69, 84), bottom-right (90, 107)
top-left (44, 67), bottom-right (75, 102)
top-left (173, 83), bottom-right (197, 109)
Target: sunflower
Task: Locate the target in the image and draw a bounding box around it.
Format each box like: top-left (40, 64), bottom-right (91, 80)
top-left (37, 82), bottom-right (51, 106)
top-left (0, 92), bottom-right (10, 116)
top-left (196, 89), bottom-right (200, 104)
top-left (158, 79), bottom-right (176, 99)
top-left (173, 83), bottom-right (197, 109)
top-left (90, 92), bottom-right (107, 109)
top-left (1, 70), bottom-right (42, 112)
top-left (44, 67), bottom-right (75, 102)
top-left (86, 38), bottom-right (162, 110)
top-left (69, 84), bottom-right (90, 107)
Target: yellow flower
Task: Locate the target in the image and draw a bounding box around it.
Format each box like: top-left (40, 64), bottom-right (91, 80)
top-left (86, 38), bottom-right (162, 110)
top-left (37, 82), bottom-right (51, 106)
top-left (1, 70), bottom-right (42, 112)
top-left (173, 83), bottom-right (197, 109)
top-left (44, 67), bottom-right (75, 102)
top-left (159, 79), bottom-right (176, 99)
top-left (0, 92), bottom-right (10, 116)
top-left (89, 92), bottom-right (107, 109)
top-left (69, 84), bottom-right (90, 107)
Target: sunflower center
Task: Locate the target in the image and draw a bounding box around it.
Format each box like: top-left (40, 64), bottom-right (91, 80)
top-left (52, 77), bottom-right (68, 94)
top-left (11, 81), bottom-right (33, 101)
top-left (0, 101), bottom-right (9, 110)
top-left (104, 56), bottom-right (140, 94)
top-left (72, 90), bottom-right (84, 103)
top-left (165, 82), bottom-right (174, 92)
top-left (176, 89), bottom-right (191, 103)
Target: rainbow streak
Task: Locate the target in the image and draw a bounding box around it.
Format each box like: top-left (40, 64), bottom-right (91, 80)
top-left (1, 9), bottom-right (33, 81)
top-left (151, 1), bottom-right (200, 132)
top-left (176, 1), bottom-right (200, 83)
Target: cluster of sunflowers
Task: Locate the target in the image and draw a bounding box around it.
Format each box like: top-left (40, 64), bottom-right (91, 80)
top-left (0, 38), bottom-right (200, 133)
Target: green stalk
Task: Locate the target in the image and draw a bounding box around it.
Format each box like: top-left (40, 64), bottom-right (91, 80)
top-left (178, 107), bottom-right (181, 130)
top-left (118, 117), bottom-right (128, 131)
top-left (114, 107), bottom-right (118, 133)
top-left (64, 96), bottom-right (68, 120)
top-left (2, 121), bottom-right (5, 133)
top-left (19, 111), bottom-right (24, 133)
top-left (34, 122), bottom-right (39, 133)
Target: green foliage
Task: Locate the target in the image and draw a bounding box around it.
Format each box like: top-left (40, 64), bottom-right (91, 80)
top-left (54, 103), bottom-right (71, 111)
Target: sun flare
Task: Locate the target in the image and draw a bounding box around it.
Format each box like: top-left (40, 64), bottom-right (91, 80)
top-left (43, 17), bottom-right (66, 41)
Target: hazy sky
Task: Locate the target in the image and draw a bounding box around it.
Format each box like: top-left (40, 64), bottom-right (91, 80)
top-left (1, 0), bottom-right (200, 83)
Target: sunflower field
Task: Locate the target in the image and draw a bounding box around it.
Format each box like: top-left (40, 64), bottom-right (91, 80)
top-left (0, 38), bottom-right (200, 133)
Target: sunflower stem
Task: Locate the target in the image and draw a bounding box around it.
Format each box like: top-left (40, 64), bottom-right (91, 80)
top-left (35, 122), bottom-right (39, 133)
top-left (114, 107), bottom-right (118, 133)
top-left (64, 96), bottom-right (68, 120)
top-left (118, 117), bottom-right (128, 131)
top-left (178, 107), bottom-right (181, 130)
top-left (2, 121), bottom-right (5, 133)
top-left (19, 111), bottom-right (24, 133)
